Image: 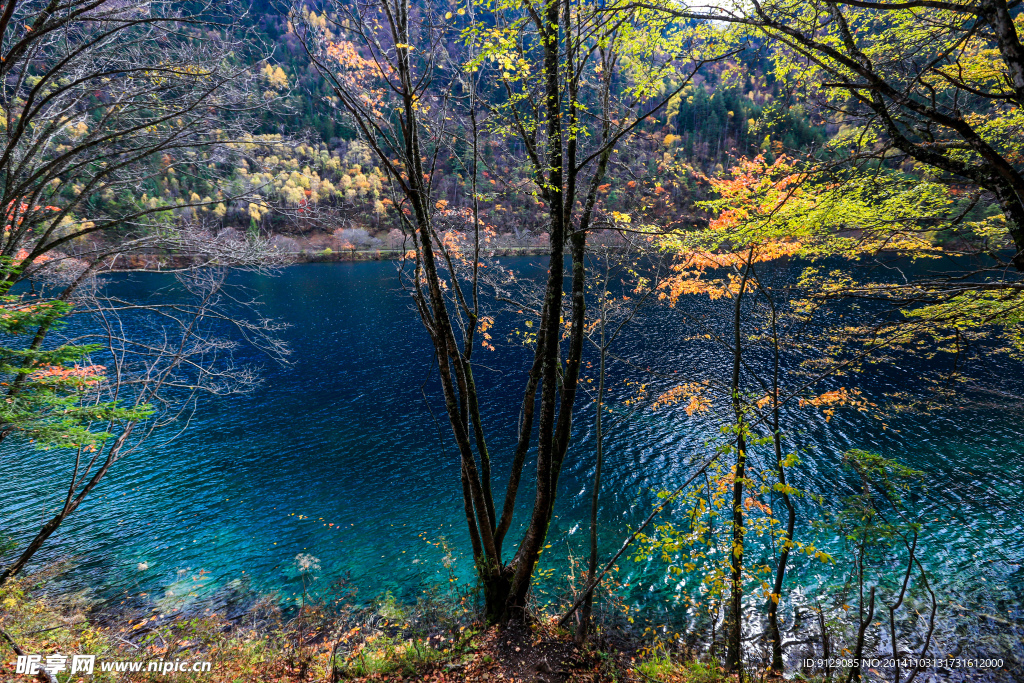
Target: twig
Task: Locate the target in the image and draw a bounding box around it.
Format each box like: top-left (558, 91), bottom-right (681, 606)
top-left (22, 626), bottom-right (64, 636)
top-left (110, 633), bottom-right (142, 650)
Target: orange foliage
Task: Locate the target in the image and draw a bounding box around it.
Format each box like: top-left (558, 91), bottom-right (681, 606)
top-left (31, 363), bottom-right (106, 385)
top-left (744, 496), bottom-right (772, 515)
top-left (13, 248), bottom-right (53, 266)
top-left (657, 156), bottom-right (807, 305)
top-left (651, 381), bottom-right (710, 415)
top-left (798, 387), bottom-right (876, 422)
top-left (324, 40), bottom-right (386, 115)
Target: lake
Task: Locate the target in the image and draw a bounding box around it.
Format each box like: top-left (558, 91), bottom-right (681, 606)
top-left (2, 261), bottom-right (1022, 663)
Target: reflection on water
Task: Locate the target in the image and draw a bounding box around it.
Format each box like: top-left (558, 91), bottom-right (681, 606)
top-left (1, 262), bottom-right (1021, 651)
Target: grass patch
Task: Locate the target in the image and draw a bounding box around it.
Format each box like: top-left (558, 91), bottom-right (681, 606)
top-left (634, 654), bottom-right (725, 683)
top-left (335, 634), bottom-right (456, 678)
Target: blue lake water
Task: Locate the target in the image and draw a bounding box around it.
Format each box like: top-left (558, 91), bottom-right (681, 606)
top-left (2, 262), bottom-right (1022, 645)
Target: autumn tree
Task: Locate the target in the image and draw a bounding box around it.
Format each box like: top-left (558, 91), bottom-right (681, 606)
top-left (646, 155), bottom-right (853, 672)
top-left (296, 0), bottom-right (731, 622)
top-left (663, 0), bottom-right (1024, 267)
top-left (636, 147), bottom-right (1004, 674)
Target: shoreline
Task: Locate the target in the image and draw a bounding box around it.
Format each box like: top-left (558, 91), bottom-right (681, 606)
top-left (5, 571), bottom-right (1020, 682)
top-left (285, 246), bottom-right (551, 264)
top-left (92, 246), bottom-right (553, 273)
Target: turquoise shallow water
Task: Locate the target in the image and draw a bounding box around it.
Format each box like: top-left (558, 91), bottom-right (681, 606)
top-left (1, 262), bottom-right (1022, 645)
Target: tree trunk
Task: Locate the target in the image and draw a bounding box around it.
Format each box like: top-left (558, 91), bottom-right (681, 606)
top-left (577, 291), bottom-right (607, 643)
top-left (502, 0), bottom-right (568, 618)
top-left (766, 430), bottom-right (796, 673)
top-left (992, 183), bottom-right (1024, 270)
top-left (0, 425), bottom-right (132, 587)
top-left (725, 255), bottom-right (753, 673)
top-left (766, 293), bottom-right (795, 674)
top-left (0, 515), bottom-right (64, 586)
top-left (482, 567), bottom-right (513, 624)
top-left (725, 432), bottom-right (747, 672)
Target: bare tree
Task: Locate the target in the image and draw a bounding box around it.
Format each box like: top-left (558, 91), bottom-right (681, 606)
top-left (0, 0), bottom-right (289, 452)
top-left (0, 264), bottom-right (288, 586)
top-left (0, 0), bottom-right (267, 280)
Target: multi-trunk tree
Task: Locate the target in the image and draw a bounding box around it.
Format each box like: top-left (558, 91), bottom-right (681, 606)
top-left (298, 0), bottom-right (729, 622)
top-left (636, 145), bottom-right (1010, 673)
